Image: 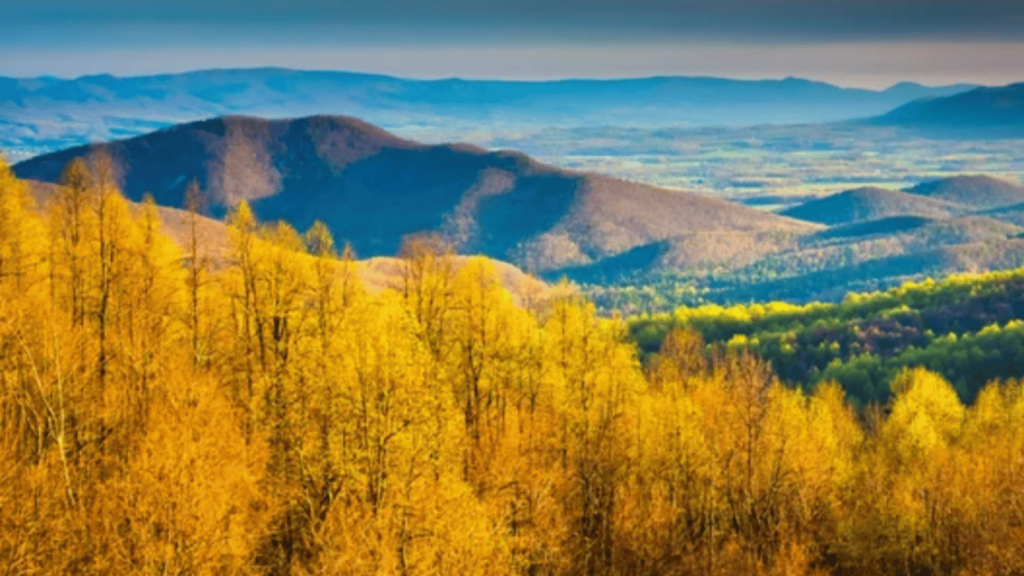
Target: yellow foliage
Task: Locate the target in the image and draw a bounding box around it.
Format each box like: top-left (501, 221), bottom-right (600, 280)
top-left (885, 367), bottom-right (965, 461)
top-left (3, 158), bottom-right (1024, 576)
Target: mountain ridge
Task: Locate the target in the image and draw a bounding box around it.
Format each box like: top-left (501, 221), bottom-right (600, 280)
top-left (13, 114), bottom-right (817, 274)
top-left (781, 175), bottom-right (1024, 227)
top-left (904, 174), bottom-right (1024, 209)
top-left (0, 67), bottom-right (978, 158)
top-left (865, 83), bottom-right (1024, 136)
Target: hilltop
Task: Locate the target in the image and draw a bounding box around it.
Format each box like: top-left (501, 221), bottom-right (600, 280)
top-left (749, 176), bottom-right (1024, 298)
top-left (588, 174), bottom-right (1024, 311)
top-left (780, 175), bottom-right (1024, 227)
top-left (904, 174), bottom-right (1024, 209)
top-left (13, 115), bottom-right (816, 274)
top-left (779, 186), bottom-right (961, 225)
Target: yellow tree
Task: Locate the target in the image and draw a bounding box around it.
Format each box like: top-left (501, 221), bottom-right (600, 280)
top-left (448, 257), bottom-right (527, 487)
top-left (400, 234), bottom-right (458, 365)
top-left (543, 294), bottom-right (642, 576)
top-left (184, 179), bottom-right (213, 369)
top-left (0, 159), bottom-right (49, 451)
top-left (223, 201), bottom-right (263, 440)
top-left (115, 197), bottom-right (185, 435)
top-left (0, 159), bottom-right (45, 295)
top-left (841, 367), bottom-right (966, 575)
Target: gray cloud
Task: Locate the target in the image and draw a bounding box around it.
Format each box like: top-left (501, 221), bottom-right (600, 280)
top-left (3, 0), bottom-right (1024, 42)
top-left (3, 40), bottom-right (1023, 88)
top-left (3, 0), bottom-right (1022, 86)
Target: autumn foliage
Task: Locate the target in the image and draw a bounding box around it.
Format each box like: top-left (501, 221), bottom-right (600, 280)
top-left (2, 155), bottom-right (1024, 576)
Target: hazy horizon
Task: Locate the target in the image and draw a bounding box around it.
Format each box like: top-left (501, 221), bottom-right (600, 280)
top-left (2, 0), bottom-right (1023, 89)
top-left (0, 41), bottom-right (1020, 90)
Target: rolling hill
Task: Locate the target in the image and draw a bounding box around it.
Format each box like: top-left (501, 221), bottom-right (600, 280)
top-left (766, 177), bottom-right (1024, 299)
top-left (13, 115), bottom-right (817, 274)
top-left (0, 68), bottom-right (976, 159)
top-left (866, 83), bottom-right (1024, 137)
top-left (780, 187), bottom-right (961, 225)
top-left (780, 175), bottom-right (1024, 228)
top-left (586, 173), bottom-right (1024, 310)
top-left (763, 176), bottom-right (1024, 299)
top-left (904, 175), bottom-right (1024, 209)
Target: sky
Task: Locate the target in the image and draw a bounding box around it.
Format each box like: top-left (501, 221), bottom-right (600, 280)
top-left (0, 0), bottom-right (1022, 88)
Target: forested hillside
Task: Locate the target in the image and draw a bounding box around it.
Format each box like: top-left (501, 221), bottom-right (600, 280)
top-left (630, 268), bottom-right (1024, 406)
top-left (588, 174), bottom-right (1024, 311)
top-left (4, 154), bottom-right (1024, 576)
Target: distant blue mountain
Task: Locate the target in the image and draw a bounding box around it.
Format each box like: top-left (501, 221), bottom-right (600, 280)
top-left (0, 68), bottom-right (978, 158)
top-left (865, 83), bottom-right (1024, 137)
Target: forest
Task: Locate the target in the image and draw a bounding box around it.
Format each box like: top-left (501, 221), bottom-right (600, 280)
top-left (3, 154), bottom-right (1024, 576)
top-left (629, 269), bottom-right (1024, 406)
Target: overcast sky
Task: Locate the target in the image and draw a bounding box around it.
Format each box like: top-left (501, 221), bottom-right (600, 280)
top-left (1, 0), bottom-right (1022, 87)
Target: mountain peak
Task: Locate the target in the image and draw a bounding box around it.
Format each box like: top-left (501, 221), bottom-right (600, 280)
top-left (904, 174), bottom-right (1024, 209)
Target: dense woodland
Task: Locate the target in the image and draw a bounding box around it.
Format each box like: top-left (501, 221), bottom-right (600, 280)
top-left (630, 269), bottom-right (1024, 406)
top-left (583, 260), bottom-right (929, 315)
top-left (585, 227), bottom-right (1024, 315)
top-left (4, 154), bottom-right (1024, 576)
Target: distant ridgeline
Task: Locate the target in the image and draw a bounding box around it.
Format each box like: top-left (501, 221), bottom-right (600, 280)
top-left (629, 268), bottom-right (1024, 406)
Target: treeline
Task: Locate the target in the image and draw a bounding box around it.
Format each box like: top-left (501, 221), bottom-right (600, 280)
top-left (630, 269), bottom-right (1024, 405)
top-left (4, 155), bottom-right (1024, 576)
top-left (580, 258), bottom-right (912, 317)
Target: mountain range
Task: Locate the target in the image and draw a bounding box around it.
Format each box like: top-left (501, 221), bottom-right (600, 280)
top-left (578, 170), bottom-right (1024, 308)
top-left (0, 68), bottom-right (976, 159)
top-left (780, 187), bottom-right (963, 225)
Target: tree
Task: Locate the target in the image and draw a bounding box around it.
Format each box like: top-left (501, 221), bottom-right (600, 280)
top-left (184, 179), bottom-right (211, 369)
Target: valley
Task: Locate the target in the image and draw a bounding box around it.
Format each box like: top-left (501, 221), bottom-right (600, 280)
top-left (482, 123), bottom-right (1024, 203)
